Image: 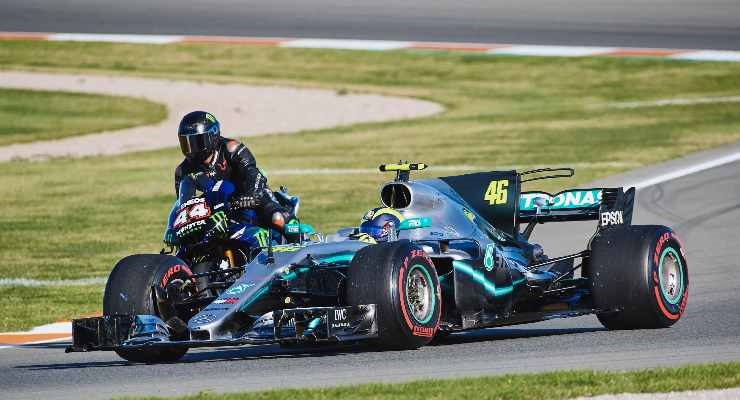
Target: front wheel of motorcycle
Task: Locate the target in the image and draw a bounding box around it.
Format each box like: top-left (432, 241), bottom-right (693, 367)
top-left (103, 254), bottom-right (194, 363)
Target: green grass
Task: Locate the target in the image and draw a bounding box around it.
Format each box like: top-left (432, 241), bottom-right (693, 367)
top-left (124, 362), bottom-right (740, 400)
top-left (0, 40), bottom-right (739, 330)
top-left (0, 88), bottom-right (165, 145)
top-left (0, 285), bottom-right (103, 332)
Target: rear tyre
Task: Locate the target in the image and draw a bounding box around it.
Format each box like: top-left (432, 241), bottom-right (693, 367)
top-left (590, 225), bottom-right (688, 330)
top-left (103, 254), bottom-right (193, 363)
top-left (347, 241), bottom-right (441, 350)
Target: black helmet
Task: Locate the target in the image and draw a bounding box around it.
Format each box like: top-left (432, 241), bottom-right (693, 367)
top-left (178, 111), bottom-right (221, 162)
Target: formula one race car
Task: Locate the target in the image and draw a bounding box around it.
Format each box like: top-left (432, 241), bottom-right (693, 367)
top-left (67, 163), bottom-right (688, 363)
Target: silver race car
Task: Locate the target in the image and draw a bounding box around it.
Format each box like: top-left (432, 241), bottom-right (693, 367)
top-left (67, 163), bottom-right (688, 363)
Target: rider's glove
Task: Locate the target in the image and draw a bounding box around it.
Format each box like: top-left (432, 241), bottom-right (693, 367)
top-left (204, 210), bottom-right (230, 240)
top-left (231, 195), bottom-right (262, 211)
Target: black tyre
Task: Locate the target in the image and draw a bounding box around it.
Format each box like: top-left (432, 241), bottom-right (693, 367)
top-left (347, 241), bottom-right (441, 349)
top-left (428, 330), bottom-right (451, 345)
top-left (589, 225), bottom-right (688, 330)
top-left (103, 254), bottom-right (194, 363)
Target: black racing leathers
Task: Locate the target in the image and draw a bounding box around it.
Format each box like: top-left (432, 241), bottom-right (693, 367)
top-left (175, 137), bottom-right (285, 227)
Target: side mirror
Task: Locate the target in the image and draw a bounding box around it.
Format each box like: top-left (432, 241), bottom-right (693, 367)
top-left (398, 217), bottom-right (432, 231)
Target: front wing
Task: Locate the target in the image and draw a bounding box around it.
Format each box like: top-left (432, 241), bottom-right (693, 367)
top-left (66, 304), bottom-right (377, 353)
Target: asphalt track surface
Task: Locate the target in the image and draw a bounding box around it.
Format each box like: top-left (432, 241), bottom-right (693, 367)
top-left (2, 141), bottom-right (740, 399)
top-left (3, 0), bottom-right (740, 50)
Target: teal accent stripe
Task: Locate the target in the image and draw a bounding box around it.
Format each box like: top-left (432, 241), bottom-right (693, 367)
top-left (438, 273), bottom-right (454, 288)
top-left (495, 283), bottom-right (513, 296)
top-left (281, 267), bottom-right (311, 282)
top-left (307, 317), bottom-right (322, 330)
top-left (320, 253), bottom-right (355, 264)
top-left (453, 261), bottom-right (497, 297)
top-left (238, 286), bottom-right (270, 312)
top-left (452, 261), bottom-right (518, 298)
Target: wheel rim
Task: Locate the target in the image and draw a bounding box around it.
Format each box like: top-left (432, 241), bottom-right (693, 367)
top-left (159, 266), bottom-right (198, 321)
top-left (659, 247), bottom-right (684, 305)
top-left (406, 265), bottom-right (435, 324)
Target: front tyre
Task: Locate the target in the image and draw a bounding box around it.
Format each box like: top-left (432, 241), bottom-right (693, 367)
top-left (103, 254), bottom-right (193, 363)
top-left (590, 225), bottom-right (689, 330)
top-left (347, 241), bottom-right (441, 350)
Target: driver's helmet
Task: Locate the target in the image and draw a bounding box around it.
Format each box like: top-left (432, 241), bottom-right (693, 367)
top-left (178, 111), bottom-right (221, 163)
top-left (359, 207), bottom-right (405, 242)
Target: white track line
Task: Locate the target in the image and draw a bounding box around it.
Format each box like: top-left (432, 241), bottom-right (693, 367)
top-left (29, 321), bottom-right (73, 334)
top-left (628, 149), bottom-right (740, 190)
top-left (577, 387), bottom-right (740, 400)
top-left (608, 95), bottom-right (740, 109)
top-left (281, 38), bottom-right (411, 51)
top-left (671, 50), bottom-right (740, 62)
top-left (0, 336), bottom-right (72, 350)
top-left (48, 33), bottom-right (184, 44)
top-left (4, 31), bottom-right (740, 62)
top-left (489, 45), bottom-right (616, 57)
top-left (0, 323), bottom-right (76, 348)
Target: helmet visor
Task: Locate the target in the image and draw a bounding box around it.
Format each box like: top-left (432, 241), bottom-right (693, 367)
top-left (179, 134), bottom-right (213, 161)
top-left (359, 222), bottom-right (392, 242)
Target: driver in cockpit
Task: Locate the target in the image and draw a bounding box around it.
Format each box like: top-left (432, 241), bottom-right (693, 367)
top-left (353, 207), bottom-right (406, 244)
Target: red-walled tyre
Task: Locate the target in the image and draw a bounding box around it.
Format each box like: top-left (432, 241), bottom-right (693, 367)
top-left (590, 225), bottom-right (689, 329)
top-left (347, 241), bottom-right (442, 349)
top-left (103, 254), bottom-right (194, 363)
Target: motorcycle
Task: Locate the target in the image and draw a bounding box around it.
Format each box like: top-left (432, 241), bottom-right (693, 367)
top-left (162, 173), bottom-right (315, 298)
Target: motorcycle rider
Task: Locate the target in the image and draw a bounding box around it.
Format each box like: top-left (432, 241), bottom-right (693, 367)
top-left (172, 111), bottom-right (292, 241)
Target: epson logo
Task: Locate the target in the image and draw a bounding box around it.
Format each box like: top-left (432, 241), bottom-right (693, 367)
top-left (601, 210), bottom-right (624, 226)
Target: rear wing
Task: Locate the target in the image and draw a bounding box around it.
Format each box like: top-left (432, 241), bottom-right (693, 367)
top-left (519, 187), bottom-right (635, 228)
top-left (437, 166), bottom-right (635, 236)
